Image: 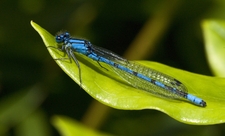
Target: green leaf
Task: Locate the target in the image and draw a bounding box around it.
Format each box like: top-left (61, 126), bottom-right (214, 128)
top-left (51, 116), bottom-right (109, 136)
top-left (31, 20), bottom-right (225, 125)
top-left (202, 19), bottom-right (225, 76)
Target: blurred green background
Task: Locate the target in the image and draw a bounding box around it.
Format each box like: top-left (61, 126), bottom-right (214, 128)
top-left (1, 0), bottom-right (225, 135)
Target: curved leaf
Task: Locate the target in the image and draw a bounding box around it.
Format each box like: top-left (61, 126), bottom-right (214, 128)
top-left (31, 20), bottom-right (225, 125)
top-left (51, 115), bottom-right (109, 136)
top-left (202, 19), bottom-right (225, 76)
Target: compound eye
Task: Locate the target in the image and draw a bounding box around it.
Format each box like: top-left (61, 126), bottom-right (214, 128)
top-left (65, 32), bottom-right (70, 38)
top-left (56, 35), bottom-right (63, 43)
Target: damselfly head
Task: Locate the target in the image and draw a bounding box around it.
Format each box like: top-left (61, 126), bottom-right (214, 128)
top-left (56, 32), bottom-right (70, 43)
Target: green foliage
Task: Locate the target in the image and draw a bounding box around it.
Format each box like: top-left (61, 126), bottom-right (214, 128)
top-left (32, 20), bottom-right (225, 125)
top-left (0, 87), bottom-right (48, 135)
top-left (202, 20), bottom-right (225, 76)
top-left (3, 1), bottom-right (225, 135)
top-left (52, 116), bottom-right (109, 136)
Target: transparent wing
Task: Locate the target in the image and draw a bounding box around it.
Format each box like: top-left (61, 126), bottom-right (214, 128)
top-left (111, 61), bottom-right (188, 100)
top-left (91, 45), bottom-right (127, 63)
